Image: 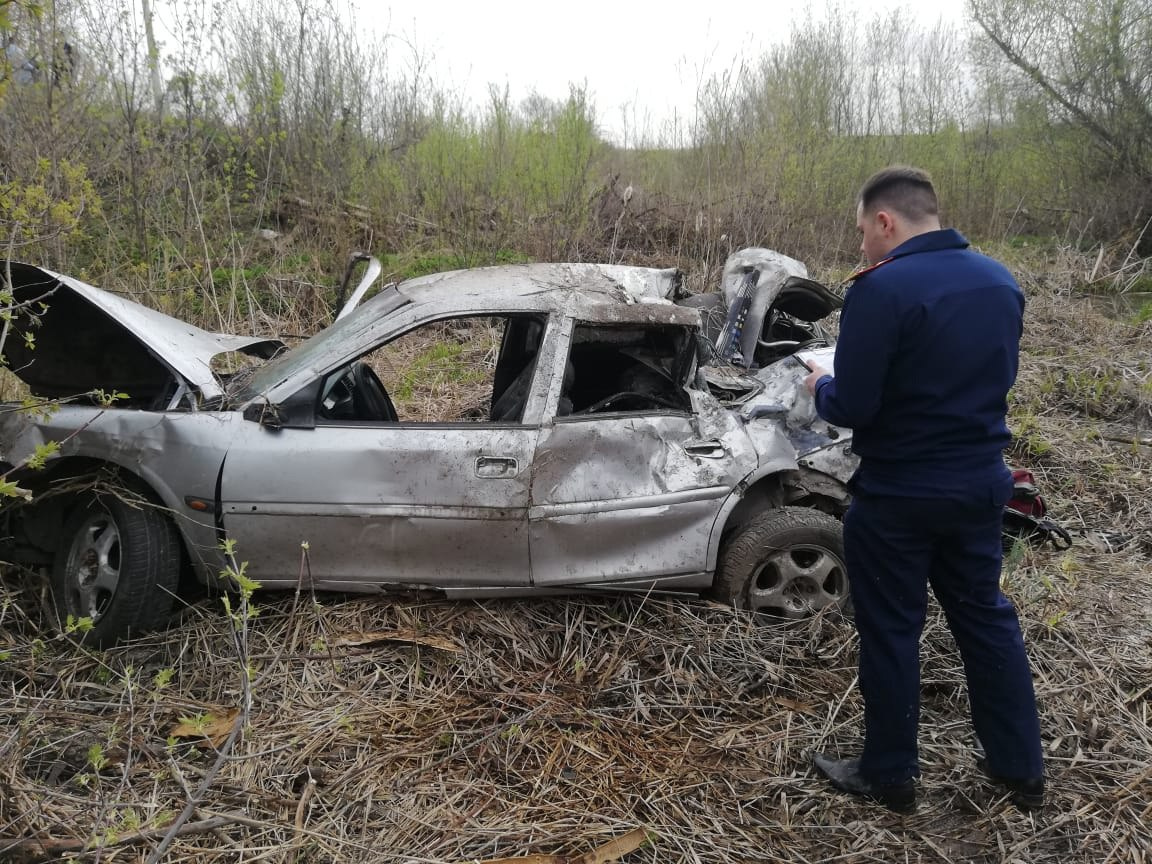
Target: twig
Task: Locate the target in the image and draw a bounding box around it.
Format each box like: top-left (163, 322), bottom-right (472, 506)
top-left (0, 814), bottom-right (244, 862)
top-left (142, 709), bottom-right (247, 864)
top-left (290, 777), bottom-right (317, 862)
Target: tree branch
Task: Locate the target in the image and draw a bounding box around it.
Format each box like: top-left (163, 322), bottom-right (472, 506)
top-left (970, 4), bottom-right (1120, 153)
top-left (0, 814), bottom-right (246, 863)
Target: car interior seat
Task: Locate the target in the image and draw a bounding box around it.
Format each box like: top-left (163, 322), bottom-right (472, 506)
top-left (490, 356), bottom-right (537, 422)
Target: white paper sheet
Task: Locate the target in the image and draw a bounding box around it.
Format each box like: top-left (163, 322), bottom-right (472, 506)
top-left (795, 346), bottom-right (837, 374)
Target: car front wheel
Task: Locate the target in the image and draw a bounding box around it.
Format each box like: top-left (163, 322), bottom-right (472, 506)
top-left (713, 506), bottom-right (851, 618)
top-left (51, 493), bottom-right (181, 647)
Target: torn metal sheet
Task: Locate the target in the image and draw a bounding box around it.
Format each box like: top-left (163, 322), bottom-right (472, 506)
top-left (738, 354), bottom-right (850, 464)
top-left (334, 254), bottom-right (384, 320)
top-left (561, 263), bottom-right (683, 303)
top-left (719, 248), bottom-right (809, 366)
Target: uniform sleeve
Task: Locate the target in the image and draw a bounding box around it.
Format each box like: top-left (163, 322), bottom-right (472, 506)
top-left (813, 280), bottom-right (901, 430)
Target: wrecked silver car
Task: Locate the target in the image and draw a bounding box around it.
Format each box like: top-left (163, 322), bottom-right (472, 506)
top-left (0, 250), bottom-right (854, 645)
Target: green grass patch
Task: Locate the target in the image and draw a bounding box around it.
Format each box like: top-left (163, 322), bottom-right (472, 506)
top-left (1132, 300), bottom-right (1152, 325)
top-left (392, 341), bottom-right (487, 401)
top-left (210, 265), bottom-right (270, 284)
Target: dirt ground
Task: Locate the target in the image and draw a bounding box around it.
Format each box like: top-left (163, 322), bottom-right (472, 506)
top-left (1, 288), bottom-right (1150, 863)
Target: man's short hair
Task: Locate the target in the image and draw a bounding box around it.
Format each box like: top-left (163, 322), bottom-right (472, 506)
top-left (858, 166), bottom-right (939, 222)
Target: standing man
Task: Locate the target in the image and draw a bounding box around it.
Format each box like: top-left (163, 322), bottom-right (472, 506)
top-left (803, 166), bottom-right (1044, 813)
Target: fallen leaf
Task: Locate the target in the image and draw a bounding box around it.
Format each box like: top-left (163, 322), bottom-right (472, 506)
top-left (575, 828), bottom-right (651, 864)
top-left (471, 828), bottom-right (651, 864)
top-left (331, 629), bottom-right (460, 652)
top-left (169, 708), bottom-right (240, 748)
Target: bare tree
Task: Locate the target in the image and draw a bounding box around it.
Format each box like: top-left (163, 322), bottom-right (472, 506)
top-left (969, 0), bottom-right (1152, 181)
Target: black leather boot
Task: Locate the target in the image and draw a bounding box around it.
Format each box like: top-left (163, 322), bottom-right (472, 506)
top-left (812, 753), bottom-right (916, 813)
top-left (977, 757), bottom-right (1045, 810)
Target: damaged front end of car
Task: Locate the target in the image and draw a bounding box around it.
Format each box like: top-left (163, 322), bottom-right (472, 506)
top-left (678, 248), bottom-right (855, 619)
top-left (688, 247), bottom-right (853, 505)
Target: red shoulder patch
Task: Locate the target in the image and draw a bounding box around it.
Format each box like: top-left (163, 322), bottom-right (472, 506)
top-left (848, 256), bottom-right (893, 281)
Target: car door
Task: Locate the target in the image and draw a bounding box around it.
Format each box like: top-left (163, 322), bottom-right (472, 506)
top-left (219, 313), bottom-right (549, 590)
top-left (528, 320), bottom-right (752, 587)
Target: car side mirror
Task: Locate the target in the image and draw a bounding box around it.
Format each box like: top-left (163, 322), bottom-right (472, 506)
top-left (241, 380), bottom-right (319, 430)
top-left (242, 400), bottom-right (284, 429)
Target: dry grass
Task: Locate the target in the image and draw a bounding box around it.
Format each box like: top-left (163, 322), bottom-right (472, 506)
top-left (366, 319), bottom-right (502, 423)
top-left (1, 290), bottom-right (1151, 864)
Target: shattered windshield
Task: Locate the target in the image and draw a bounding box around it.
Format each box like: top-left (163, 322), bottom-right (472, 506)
top-left (230, 285), bottom-right (409, 401)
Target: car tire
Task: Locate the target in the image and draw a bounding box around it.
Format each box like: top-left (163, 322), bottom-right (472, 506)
top-left (51, 492), bottom-right (180, 647)
top-left (714, 506), bottom-right (851, 619)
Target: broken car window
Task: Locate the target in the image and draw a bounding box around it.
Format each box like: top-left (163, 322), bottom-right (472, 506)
top-left (560, 323), bottom-right (694, 416)
top-left (318, 314), bottom-right (547, 424)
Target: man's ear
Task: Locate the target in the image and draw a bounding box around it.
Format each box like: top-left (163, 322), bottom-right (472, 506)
top-left (875, 209), bottom-right (896, 236)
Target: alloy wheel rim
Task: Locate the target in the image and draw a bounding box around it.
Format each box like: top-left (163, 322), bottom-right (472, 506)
top-left (63, 513), bottom-right (121, 622)
top-left (747, 543), bottom-right (848, 618)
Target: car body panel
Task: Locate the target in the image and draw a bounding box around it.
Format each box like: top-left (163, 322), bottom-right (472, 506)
top-left (0, 405), bottom-right (233, 575)
top-left (219, 421), bottom-right (538, 588)
top-left (719, 248), bottom-right (809, 366)
top-left (529, 412), bottom-right (748, 585)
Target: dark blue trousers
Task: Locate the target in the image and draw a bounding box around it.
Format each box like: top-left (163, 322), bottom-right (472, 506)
top-left (843, 492), bottom-right (1044, 784)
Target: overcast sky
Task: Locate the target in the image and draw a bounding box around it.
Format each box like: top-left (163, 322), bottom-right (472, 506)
top-left (352, 0), bottom-right (971, 143)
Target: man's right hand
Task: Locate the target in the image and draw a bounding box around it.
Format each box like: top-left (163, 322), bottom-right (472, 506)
top-left (804, 364), bottom-right (831, 395)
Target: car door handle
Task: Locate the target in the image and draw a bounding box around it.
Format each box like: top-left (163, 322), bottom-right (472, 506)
top-left (476, 455), bottom-right (519, 478)
top-left (682, 439), bottom-right (726, 459)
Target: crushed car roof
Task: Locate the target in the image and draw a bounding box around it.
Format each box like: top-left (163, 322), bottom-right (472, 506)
top-left (394, 263), bottom-right (697, 321)
top-left (232, 263), bottom-right (702, 404)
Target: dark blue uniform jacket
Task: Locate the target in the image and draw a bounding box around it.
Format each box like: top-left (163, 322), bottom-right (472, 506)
top-left (813, 228), bottom-right (1023, 502)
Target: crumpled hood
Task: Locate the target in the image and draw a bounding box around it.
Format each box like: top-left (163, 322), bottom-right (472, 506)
top-left (2, 262), bottom-right (281, 402)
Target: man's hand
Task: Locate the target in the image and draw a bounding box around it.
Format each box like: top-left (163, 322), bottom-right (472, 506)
top-left (804, 363), bottom-right (831, 395)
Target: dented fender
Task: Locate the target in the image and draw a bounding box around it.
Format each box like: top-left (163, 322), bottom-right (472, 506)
top-left (1, 405), bottom-right (236, 579)
top-left (797, 438), bottom-right (856, 488)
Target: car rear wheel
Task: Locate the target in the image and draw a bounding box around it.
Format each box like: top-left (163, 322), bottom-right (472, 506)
top-left (714, 506), bottom-right (851, 618)
top-left (51, 493), bottom-right (180, 647)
